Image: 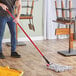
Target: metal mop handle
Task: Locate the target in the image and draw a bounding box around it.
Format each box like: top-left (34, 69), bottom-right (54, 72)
top-left (6, 9), bottom-right (50, 64)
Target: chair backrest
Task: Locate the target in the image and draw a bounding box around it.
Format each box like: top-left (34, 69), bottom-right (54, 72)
top-left (15, 0), bottom-right (34, 17)
top-left (55, 0), bottom-right (72, 21)
top-left (21, 0), bottom-right (34, 16)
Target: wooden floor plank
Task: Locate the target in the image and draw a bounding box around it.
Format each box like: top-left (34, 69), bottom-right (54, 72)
top-left (0, 39), bottom-right (76, 76)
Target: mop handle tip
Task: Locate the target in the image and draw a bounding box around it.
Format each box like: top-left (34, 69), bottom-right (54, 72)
top-left (46, 64), bottom-right (50, 67)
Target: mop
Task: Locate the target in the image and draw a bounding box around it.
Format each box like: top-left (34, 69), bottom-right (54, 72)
top-left (47, 63), bottom-right (72, 72)
top-left (6, 9), bottom-right (72, 72)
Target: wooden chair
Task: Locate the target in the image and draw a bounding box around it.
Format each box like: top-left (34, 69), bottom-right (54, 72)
top-left (6, 0), bottom-right (35, 46)
top-left (53, 0), bottom-right (76, 56)
top-left (15, 0), bottom-right (35, 41)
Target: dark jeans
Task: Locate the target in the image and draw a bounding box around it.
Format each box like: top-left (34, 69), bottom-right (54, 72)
top-left (0, 16), bottom-right (16, 53)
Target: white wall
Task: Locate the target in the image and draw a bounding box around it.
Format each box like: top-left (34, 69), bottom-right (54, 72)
top-left (46, 0), bottom-right (57, 39)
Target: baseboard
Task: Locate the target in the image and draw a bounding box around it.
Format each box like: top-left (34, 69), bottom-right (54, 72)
top-left (2, 36), bottom-right (44, 43)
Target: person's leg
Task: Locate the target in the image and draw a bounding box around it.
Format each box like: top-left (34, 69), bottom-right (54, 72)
top-left (0, 16), bottom-right (7, 59)
top-left (7, 17), bottom-right (16, 52)
top-left (7, 17), bottom-right (21, 58)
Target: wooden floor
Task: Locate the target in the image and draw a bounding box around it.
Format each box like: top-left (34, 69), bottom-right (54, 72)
top-left (1, 39), bottom-right (76, 76)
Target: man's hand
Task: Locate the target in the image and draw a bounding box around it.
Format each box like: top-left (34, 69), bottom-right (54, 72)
top-left (13, 17), bottom-right (19, 24)
top-left (0, 3), bottom-right (8, 11)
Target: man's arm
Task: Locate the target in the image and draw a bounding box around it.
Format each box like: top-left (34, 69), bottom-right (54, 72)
top-left (13, 0), bottom-right (21, 23)
top-left (15, 0), bottom-right (21, 19)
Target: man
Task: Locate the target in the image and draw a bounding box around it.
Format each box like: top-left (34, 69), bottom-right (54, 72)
top-left (0, 0), bottom-right (21, 59)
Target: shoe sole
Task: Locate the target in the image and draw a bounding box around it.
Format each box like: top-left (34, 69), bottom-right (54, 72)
top-left (11, 56), bottom-right (21, 58)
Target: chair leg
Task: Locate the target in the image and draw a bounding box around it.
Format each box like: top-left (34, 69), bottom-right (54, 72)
top-left (32, 18), bottom-right (35, 31)
top-left (28, 19), bottom-right (35, 31)
top-left (28, 19), bottom-right (32, 30)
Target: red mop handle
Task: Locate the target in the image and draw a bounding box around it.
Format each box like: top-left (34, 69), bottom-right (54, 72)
top-left (6, 9), bottom-right (44, 56)
top-left (6, 9), bottom-right (50, 64)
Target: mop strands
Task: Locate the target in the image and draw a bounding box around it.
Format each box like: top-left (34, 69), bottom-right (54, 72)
top-left (6, 9), bottom-right (73, 73)
top-left (47, 63), bottom-right (72, 72)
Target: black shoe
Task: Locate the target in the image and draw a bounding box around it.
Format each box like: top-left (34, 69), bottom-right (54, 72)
top-left (11, 52), bottom-right (21, 58)
top-left (0, 53), bottom-right (5, 59)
